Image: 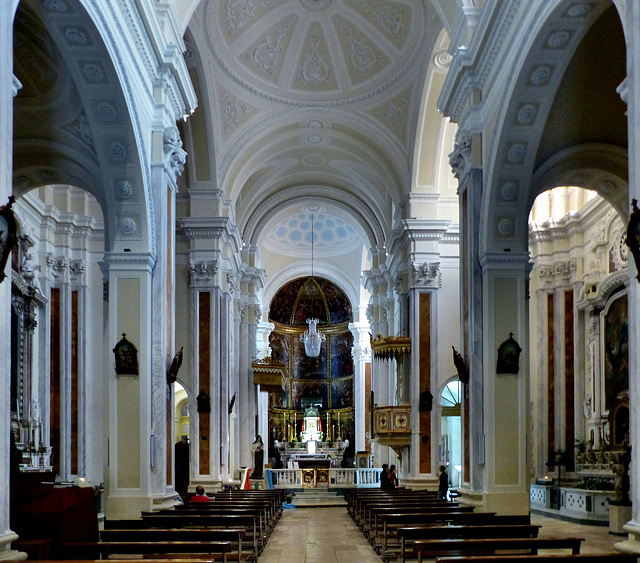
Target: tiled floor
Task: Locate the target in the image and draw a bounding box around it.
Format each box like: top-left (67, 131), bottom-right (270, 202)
top-left (258, 507), bottom-right (627, 562)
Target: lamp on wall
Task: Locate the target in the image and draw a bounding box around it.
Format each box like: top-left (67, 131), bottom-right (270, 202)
top-left (300, 213), bottom-right (325, 357)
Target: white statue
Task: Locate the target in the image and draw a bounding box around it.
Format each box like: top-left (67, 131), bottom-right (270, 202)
top-left (163, 126), bottom-right (187, 180)
top-left (21, 252), bottom-right (41, 292)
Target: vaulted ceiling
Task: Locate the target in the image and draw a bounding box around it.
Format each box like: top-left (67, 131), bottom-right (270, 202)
top-left (184, 0), bottom-right (445, 269)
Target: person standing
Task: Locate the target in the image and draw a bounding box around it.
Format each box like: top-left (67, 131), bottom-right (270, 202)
top-left (251, 435), bottom-right (265, 479)
top-left (389, 464), bottom-right (399, 488)
top-left (438, 465), bottom-right (449, 500)
top-left (380, 464), bottom-right (392, 488)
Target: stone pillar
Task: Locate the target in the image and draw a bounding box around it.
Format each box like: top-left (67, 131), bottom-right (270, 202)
top-left (350, 322), bottom-right (371, 453)
top-left (0, 2), bottom-right (26, 558)
top-left (612, 0), bottom-right (640, 553)
top-left (478, 252), bottom-right (530, 514)
top-left (103, 252), bottom-right (158, 520)
top-left (408, 264), bottom-right (441, 486)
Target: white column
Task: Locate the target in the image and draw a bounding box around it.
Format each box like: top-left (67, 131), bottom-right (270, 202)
top-left (1, 1), bottom-right (26, 557)
top-left (350, 322), bottom-right (371, 453)
top-left (479, 252), bottom-right (530, 514)
top-left (613, 0), bottom-right (640, 553)
top-left (103, 252), bottom-right (157, 520)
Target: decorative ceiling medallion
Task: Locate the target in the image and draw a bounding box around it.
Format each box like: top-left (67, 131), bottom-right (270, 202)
top-left (516, 103), bottom-right (537, 125)
top-left (506, 142), bottom-right (527, 164)
top-left (565, 3), bottom-right (594, 18)
top-left (80, 61), bottom-right (106, 83)
top-left (433, 49), bottom-right (453, 72)
top-left (300, 0), bottom-right (333, 11)
top-left (499, 181), bottom-right (519, 202)
top-left (63, 27), bottom-right (90, 46)
top-left (116, 212), bottom-right (142, 240)
top-left (598, 180), bottom-right (616, 194)
top-left (43, 0), bottom-right (69, 13)
top-left (497, 217), bottom-right (515, 238)
top-left (109, 142), bottom-right (127, 162)
top-left (546, 30), bottom-right (572, 49)
top-left (529, 65), bottom-right (553, 86)
top-left (96, 102), bottom-right (118, 122)
top-left (115, 180), bottom-right (134, 200)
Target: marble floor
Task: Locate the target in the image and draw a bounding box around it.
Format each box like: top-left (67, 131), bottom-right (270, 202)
top-left (258, 507), bottom-right (626, 562)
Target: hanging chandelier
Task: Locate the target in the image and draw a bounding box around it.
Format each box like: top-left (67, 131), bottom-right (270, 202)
top-left (300, 213), bottom-right (326, 357)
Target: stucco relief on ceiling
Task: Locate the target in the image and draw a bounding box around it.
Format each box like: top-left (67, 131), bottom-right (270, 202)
top-left (204, 0), bottom-right (425, 106)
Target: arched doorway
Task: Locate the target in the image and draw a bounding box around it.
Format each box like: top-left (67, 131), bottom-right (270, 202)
top-left (439, 379), bottom-right (462, 492)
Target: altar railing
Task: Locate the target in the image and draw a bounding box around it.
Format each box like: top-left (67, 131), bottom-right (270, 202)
top-left (268, 467), bottom-right (381, 488)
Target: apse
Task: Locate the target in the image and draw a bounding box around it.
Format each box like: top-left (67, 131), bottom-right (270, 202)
top-left (267, 276), bottom-right (354, 446)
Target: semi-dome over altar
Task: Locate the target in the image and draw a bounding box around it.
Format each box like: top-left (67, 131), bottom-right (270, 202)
top-left (269, 276), bottom-right (353, 326)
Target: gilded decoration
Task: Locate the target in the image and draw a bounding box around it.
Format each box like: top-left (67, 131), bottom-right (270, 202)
top-left (267, 276), bottom-right (354, 441)
top-left (370, 334), bottom-right (411, 361)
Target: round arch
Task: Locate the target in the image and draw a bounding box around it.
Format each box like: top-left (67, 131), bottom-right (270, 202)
top-left (13, 0), bottom-right (155, 254)
top-left (479, 0), bottom-right (622, 258)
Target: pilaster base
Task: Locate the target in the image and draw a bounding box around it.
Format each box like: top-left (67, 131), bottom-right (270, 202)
top-left (105, 492), bottom-right (179, 520)
top-left (609, 504), bottom-right (632, 535)
top-left (455, 488), bottom-right (529, 514)
top-left (0, 532), bottom-right (27, 561)
top-left (614, 521), bottom-right (640, 553)
top-left (400, 476), bottom-right (438, 490)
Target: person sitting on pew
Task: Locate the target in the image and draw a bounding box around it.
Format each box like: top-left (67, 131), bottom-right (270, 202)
top-left (191, 485), bottom-right (210, 502)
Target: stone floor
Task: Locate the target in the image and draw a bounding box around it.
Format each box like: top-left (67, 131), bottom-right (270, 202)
top-left (258, 507), bottom-right (626, 562)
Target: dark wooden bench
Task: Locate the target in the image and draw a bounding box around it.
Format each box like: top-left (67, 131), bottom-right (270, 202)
top-left (56, 540), bottom-right (232, 562)
top-left (100, 528), bottom-right (248, 561)
top-left (358, 499), bottom-right (461, 529)
top-left (374, 511), bottom-right (498, 554)
top-left (140, 512), bottom-right (261, 555)
top-left (389, 525), bottom-right (541, 563)
top-left (435, 555), bottom-right (637, 563)
top-left (366, 505), bottom-right (472, 538)
top-left (412, 537), bottom-right (585, 563)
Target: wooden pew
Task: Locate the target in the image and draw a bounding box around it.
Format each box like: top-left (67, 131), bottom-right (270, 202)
top-left (390, 525), bottom-right (541, 563)
top-left (373, 511), bottom-right (493, 554)
top-left (365, 505), bottom-right (472, 538)
top-left (56, 540), bottom-right (232, 562)
top-left (177, 500), bottom-right (277, 528)
top-left (140, 512), bottom-right (261, 555)
top-left (435, 555), bottom-right (638, 563)
top-left (412, 537), bottom-right (585, 563)
top-left (349, 490), bottom-right (437, 518)
top-left (99, 528), bottom-right (247, 561)
top-left (357, 498), bottom-right (460, 529)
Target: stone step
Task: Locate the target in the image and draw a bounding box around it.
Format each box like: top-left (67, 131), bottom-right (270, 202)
top-left (286, 489), bottom-right (347, 507)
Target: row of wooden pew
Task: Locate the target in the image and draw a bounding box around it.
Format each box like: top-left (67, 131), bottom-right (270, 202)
top-left (50, 489), bottom-right (284, 562)
top-left (345, 488), bottom-right (636, 563)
